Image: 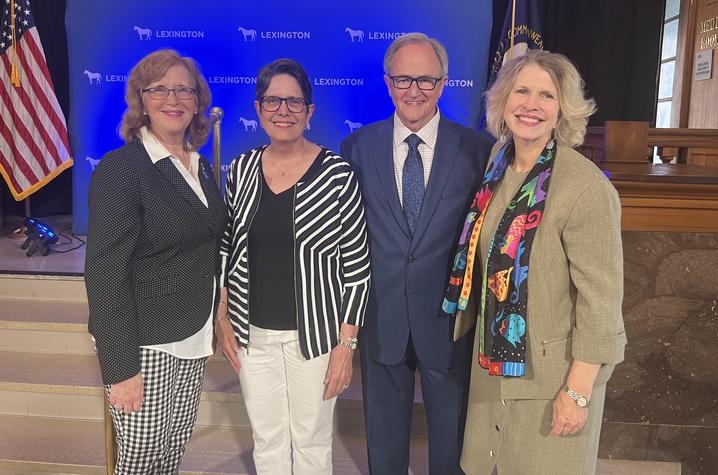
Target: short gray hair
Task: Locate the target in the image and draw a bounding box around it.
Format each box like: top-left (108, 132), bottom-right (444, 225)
top-left (383, 32), bottom-right (449, 77)
top-left (485, 49), bottom-right (596, 148)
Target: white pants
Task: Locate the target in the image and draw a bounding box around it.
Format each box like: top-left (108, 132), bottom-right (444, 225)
top-left (238, 325), bottom-right (336, 475)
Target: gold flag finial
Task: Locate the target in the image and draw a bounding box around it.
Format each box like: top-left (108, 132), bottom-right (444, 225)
top-left (10, 0), bottom-right (21, 87)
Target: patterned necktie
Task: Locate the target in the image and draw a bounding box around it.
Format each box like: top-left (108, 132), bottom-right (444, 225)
top-left (402, 133), bottom-right (424, 235)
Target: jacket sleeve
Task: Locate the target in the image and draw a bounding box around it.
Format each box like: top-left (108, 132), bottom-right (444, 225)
top-left (337, 165), bottom-right (371, 326)
top-left (85, 151), bottom-right (142, 385)
top-left (563, 176), bottom-right (627, 365)
top-left (219, 158), bottom-right (237, 288)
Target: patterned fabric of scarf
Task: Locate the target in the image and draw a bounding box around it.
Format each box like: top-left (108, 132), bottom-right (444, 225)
top-left (441, 140), bottom-right (555, 377)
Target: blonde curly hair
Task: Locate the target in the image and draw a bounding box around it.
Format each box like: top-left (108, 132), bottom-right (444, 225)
top-left (485, 49), bottom-right (596, 148)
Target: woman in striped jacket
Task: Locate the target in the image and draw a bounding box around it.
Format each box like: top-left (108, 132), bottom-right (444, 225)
top-left (214, 58), bottom-right (371, 475)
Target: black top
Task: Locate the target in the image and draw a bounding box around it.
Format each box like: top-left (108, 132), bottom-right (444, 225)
top-left (247, 162), bottom-right (315, 330)
top-left (220, 145), bottom-right (372, 359)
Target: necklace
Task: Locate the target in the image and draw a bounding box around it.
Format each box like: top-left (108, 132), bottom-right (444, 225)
top-left (266, 139), bottom-right (310, 177)
top-left (149, 130), bottom-right (193, 174)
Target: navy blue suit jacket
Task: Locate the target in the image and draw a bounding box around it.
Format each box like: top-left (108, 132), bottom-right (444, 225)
top-left (341, 115), bottom-right (491, 369)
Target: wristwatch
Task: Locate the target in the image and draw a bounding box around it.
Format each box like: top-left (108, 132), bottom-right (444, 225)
top-left (338, 333), bottom-right (358, 350)
top-left (563, 386), bottom-right (591, 408)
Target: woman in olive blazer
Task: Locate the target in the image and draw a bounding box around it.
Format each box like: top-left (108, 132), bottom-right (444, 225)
top-left (445, 50), bottom-right (626, 475)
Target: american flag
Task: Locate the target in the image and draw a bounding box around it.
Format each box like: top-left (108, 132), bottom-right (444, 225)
top-left (0, 0), bottom-right (72, 201)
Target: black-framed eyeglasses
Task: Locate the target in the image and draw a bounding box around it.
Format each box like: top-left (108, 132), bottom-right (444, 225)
top-left (260, 95), bottom-right (309, 113)
top-left (141, 86), bottom-right (196, 100)
top-left (389, 75), bottom-right (443, 91)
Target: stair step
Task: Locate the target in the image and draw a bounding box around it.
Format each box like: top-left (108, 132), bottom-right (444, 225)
top-left (0, 415), bottom-right (681, 475)
top-left (0, 414), bottom-right (383, 474)
top-left (0, 351), bottom-right (385, 434)
top-left (0, 274), bottom-right (86, 301)
top-left (0, 298), bottom-right (92, 355)
top-left (0, 351), bottom-right (246, 428)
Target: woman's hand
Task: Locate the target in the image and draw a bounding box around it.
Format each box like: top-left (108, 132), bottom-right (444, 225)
top-left (550, 359), bottom-right (600, 436)
top-left (109, 373), bottom-right (144, 414)
top-left (323, 345), bottom-right (353, 401)
top-left (550, 390), bottom-right (588, 437)
top-left (215, 303), bottom-right (241, 374)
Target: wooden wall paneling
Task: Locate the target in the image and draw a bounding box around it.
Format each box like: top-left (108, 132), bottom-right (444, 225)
top-left (672, 0), bottom-right (699, 128)
top-left (688, 0), bottom-right (718, 128)
top-left (578, 126), bottom-right (605, 165)
top-left (686, 146), bottom-right (718, 165)
top-left (612, 180), bottom-right (718, 232)
top-left (604, 121), bottom-right (649, 163)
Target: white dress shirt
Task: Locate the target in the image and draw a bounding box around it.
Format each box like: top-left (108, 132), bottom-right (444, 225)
top-left (392, 109), bottom-right (441, 207)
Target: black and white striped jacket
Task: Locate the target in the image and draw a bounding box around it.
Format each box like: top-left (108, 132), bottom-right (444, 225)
top-left (219, 146), bottom-right (371, 359)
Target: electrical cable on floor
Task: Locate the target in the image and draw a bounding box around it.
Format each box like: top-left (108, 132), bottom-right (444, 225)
top-left (51, 227), bottom-right (86, 254)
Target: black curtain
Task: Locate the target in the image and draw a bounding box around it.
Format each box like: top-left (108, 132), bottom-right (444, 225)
top-left (538, 0), bottom-right (664, 126)
top-left (1, 0), bottom-right (70, 217)
top-left (492, 0), bottom-right (664, 126)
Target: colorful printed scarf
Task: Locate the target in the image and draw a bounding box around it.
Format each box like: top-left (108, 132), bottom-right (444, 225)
top-left (442, 139), bottom-right (555, 377)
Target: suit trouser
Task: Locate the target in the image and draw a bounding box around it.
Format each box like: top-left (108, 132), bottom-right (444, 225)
top-left (361, 336), bottom-right (470, 475)
top-left (107, 348), bottom-right (207, 475)
top-left (238, 325), bottom-right (336, 475)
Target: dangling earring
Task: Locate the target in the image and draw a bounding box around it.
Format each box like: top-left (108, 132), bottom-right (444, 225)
top-left (305, 122), bottom-right (311, 131)
top-left (499, 119), bottom-right (510, 143)
top-left (546, 128), bottom-right (556, 150)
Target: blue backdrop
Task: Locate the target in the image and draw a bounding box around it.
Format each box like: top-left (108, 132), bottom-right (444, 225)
top-left (66, 0), bottom-right (492, 233)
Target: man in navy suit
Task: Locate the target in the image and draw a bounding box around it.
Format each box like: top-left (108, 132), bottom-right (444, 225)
top-left (341, 33), bottom-right (491, 474)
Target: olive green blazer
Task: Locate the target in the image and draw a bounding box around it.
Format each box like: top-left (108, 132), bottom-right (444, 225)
top-left (454, 144), bottom-right (627, 399)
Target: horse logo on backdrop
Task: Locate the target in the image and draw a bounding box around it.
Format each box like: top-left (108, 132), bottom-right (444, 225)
top-left (83, 70), bottom-right (101, 85)
top-left (86, 156), bottom-right (100, 171)
top-left (133, 26), bottom-right (152, 40)
top-left (345, 27), bottom-right (364, 43)
top-left (239, 117), bottom-right (258, 132)
top-left (344, 119), bottom-right (363, 133)
top-left (238, 26), bottom-right (257, 41)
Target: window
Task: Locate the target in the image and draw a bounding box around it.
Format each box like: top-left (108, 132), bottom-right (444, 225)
top-left (656, 0), bottom-right (680, 129)
top-left (653, 0), bottom-right (681, 163)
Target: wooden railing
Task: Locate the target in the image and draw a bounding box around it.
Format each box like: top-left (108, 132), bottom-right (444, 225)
top-left (577, 121), bottom-right (718, 233)
top-left (581, 121), bottom-right (718, 166)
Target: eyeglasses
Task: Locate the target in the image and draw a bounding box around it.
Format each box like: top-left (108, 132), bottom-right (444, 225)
top-left (389, 75), bottom-right (443, 91)
top-left (142, 86), bottom-right (196, 100)
top-left (260, 96), bottom-right (309, 113)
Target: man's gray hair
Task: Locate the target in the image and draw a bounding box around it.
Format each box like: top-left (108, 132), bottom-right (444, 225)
top-left (383, 32), bottom-right (449, 77)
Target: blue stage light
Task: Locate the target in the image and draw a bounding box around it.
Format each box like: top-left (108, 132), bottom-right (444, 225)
top-left (21, 218), bottom-right (59, 257)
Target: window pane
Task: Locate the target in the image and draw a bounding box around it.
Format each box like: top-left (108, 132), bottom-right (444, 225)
top-left (662, 19), bottom-right (678, 60)
top-left (665, 0), bottom-right (679, 19)
top-left (656, 101), bottom-right (672, 128)
top-left (658, 61), bottom-right (675, 99)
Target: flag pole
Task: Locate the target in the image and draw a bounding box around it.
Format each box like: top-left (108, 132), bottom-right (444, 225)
top-left (509, 0), bottom-right (517, 60)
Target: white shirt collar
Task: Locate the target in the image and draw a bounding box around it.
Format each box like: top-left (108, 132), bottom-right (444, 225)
top-left (139, 126), bottom-right (199, 164)
top-left (392, 108), bottom-right (441, 149)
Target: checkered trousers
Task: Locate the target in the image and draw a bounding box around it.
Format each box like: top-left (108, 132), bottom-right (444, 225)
top-left (106, 348), bottom-right (207, 474)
